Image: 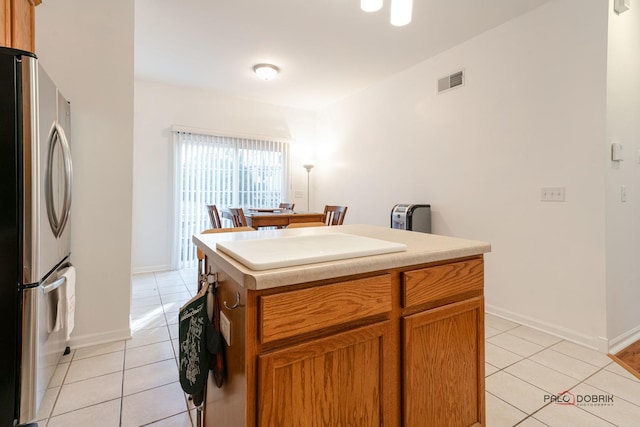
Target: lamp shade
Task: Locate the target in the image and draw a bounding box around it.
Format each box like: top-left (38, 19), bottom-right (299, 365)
top-left (390, 0), bottom-right (412, 26)
top-left (253, 64), bottom-right (279, 81)
top-left (361, 0), bottom-right (383, 12)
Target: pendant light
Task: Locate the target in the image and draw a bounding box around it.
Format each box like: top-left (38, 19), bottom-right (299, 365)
top-left (390, 0), bottom-right (412, 26)
top-left (361, 0), bottom-right (383, 12)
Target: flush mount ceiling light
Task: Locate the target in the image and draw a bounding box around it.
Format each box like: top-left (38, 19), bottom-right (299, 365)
top-left (253, 64), bottom-right (279, 81)
top-left (361, 0), bottom-right (383, 12)
top-left (361, 0), bottom-right (413, 26)
top-left (390, 0), bottom-right (413, 26)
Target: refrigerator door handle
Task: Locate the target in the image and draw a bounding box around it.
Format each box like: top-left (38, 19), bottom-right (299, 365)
top-left (42, 275), bottom-right (65, 294)
top-left (45, 120), bottom-right (72, 238)
top-left (21, 54), bottom-right (39, 285)
top-left (58, 121), bottom-right (72, 234)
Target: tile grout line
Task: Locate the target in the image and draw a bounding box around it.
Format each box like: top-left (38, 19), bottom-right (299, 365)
top-left (546, 364), bottom-right (621, 427)
top-left (576, 364), bottom-right (640, 409)
top-left (485, 334), bottom-right (640, 425)
top-left (47, 398), bottom-right (123, 424)
top-left (485, 390), bottom-right (534, 424)
top-left (485, 329), bottom-right (621, 426)
top-left (40, 356), bottom-right (69, 424)
top-left (485, 332), bottom-right (559, 377)
top-left (486, 329), bottom-right (615, 381)
top-left (515, 365), bottom-right (618, 426)
top-left (148, 271), bottom-right (194, 426)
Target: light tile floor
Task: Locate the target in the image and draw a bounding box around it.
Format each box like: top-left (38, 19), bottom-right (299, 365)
top-left (485, 315), bottom-right (640, 426)
top-left (33, 269), bottom-right (198, 427)
top-left (33, 270), bottom-right (640, 426)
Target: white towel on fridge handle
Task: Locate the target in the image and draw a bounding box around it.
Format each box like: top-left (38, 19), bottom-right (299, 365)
top-left (61, 265), bottom-right (76, 341)
top-left (52, 286), bottom-right (63, 332)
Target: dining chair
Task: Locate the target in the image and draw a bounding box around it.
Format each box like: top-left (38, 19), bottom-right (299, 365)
top-left (323, 205), bottom-right (348, 226)
top-left (228, 207), bottom-right (248, 227)
top-left (286, 222), bottom-right (326, 228)
top-left (197, 226), bottom-right (255, 286)
top-left (279, 202), bottom-right (295, 210)
top-left (206, 205), bottom-right (222, 229)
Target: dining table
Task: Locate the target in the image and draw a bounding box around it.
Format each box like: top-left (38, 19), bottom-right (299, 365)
top-left (222, 209), bottom-right (325, 229)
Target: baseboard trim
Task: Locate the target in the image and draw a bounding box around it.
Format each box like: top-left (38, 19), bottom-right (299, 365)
top-left (69, 327), bottom-right (132, 350)
top-left (132, 264), bottom-right (172, 274)
top-left (485, 304), bottom-right (608, 353)
top-left (608, 324), bottom-right (640, 355)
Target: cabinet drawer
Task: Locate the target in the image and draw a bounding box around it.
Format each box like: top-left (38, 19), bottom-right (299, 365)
top-left (260, 274), bottom-right (392, 343)
top-left (402, 258), bottom-right (483, 308)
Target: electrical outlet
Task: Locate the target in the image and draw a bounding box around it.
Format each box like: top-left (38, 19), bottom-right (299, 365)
top-left (621, 185), bottom-right (627, 203)
top-left (541, 187), bottom-right (566, 202)
top-left (220, 311), bottom-right (231, 346)
top-left (294, 191), bottom-right (304, 198)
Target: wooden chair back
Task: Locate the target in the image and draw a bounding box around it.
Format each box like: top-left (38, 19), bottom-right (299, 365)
top-left (323, 205), bottom-right (348, 226)
top-left (228, 207), bottom-right (248, 227)
top-left (196, 226), bottom-right (255, 291)
top-left (206, 205), bottom-right (222, 229)
top-left (279, 202), bottom-right (295, 210)
top-left (197, 226), bottom-right (255, 257)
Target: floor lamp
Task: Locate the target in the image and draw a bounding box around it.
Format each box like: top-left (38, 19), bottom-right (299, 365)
top-left (303, 163), bottom-right (314, 212)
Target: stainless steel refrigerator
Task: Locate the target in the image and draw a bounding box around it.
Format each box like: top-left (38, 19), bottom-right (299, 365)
top-left (0, 47), bottom-right (73, 426)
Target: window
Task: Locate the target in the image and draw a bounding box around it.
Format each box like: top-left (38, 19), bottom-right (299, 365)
top-left (173, 130), bottom-right (290, 268)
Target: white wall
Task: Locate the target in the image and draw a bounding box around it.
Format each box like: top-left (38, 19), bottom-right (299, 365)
top-left (605, 2), bottom-right (640, 351)
top-left (316, 0), bottom-right (611, 349)
top-left (36, 0), bottom-right (636, 353)
top-left (132, 80), bottom-right (316, 272)
top-left (36, 0), bottom-right (134, 347)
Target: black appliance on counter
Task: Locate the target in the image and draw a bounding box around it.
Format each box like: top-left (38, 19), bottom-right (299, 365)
top-left (390, 204), bottom-right (431, 233)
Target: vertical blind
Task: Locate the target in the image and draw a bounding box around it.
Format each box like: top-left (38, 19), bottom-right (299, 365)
top-left (174, 130), bottom-right (290, 268)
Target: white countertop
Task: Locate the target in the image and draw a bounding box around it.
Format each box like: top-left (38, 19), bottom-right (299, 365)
top-left (216, 233), bottom-right (408, 270)
top-left (193, 224), bottom-right (491, 290)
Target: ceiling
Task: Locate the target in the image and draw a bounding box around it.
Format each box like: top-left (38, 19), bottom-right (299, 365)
top-left (135, 0), bottom-right (552, 111)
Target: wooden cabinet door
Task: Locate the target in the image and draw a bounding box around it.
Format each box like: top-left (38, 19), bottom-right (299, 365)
top-left (0, 0), bottom-right (35, 51)
top-left (1, 0), bottom-right (10, 47)
top-left (10, 0), bottom-right (34, 52)
top-left (258, 321), bottom-right (390, 427)
top-left (403, 296), bottom-right (485, 427)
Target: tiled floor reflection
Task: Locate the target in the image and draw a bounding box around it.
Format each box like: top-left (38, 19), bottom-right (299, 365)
top-left (33, 270), bottom-right (640, 426)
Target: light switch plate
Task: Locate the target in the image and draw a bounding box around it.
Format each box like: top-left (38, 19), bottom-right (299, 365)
top-left (220, 311), bottom-right (231, 346)
top-left (612, 142), bottom-right (624, 161)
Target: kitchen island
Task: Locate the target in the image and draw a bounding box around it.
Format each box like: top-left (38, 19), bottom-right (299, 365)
top-left (193, 224), bottom-right (491, 427)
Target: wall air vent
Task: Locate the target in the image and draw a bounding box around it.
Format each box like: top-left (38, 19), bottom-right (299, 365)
top-left (437, 70), bottom-right (465, 94)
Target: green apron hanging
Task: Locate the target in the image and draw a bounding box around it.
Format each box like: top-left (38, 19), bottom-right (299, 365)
top-left (178, 285), bottom-right (221, 405)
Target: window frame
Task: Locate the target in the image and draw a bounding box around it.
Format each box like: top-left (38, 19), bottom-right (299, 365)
top-left (172, 127), bottom-right (291, 268)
